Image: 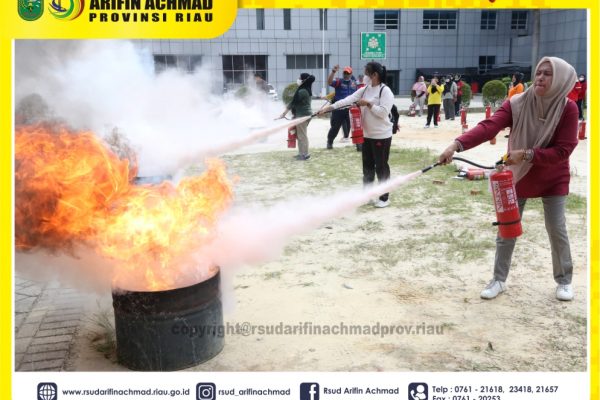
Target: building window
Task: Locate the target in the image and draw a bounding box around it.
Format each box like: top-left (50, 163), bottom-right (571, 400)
top-left (423, 11), bottom-right (457, 30)
top-left (256, 9), bottom-right (265, 30)
top-left (478, 56), bottom-right (496, 74)
top-left (480, 11), bottom-right (496, 30)
top-left (222, 55), bottom-right (267, 86)
top-left (319, 9), bottom-right (328, 31)
top-left (283, 9), bottom-right (291, 30)
top-left (153, 54), bottom-right (202, 74)
top-left (374, 10), bottom-right (399, 30)
top-left (511, 11), bottom-right (528, 30)
top-left (286, 54), bottom-right (330, 69)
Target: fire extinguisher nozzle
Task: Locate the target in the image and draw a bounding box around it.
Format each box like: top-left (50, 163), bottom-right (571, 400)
top-left (421, 162), bottom-right (441, 173)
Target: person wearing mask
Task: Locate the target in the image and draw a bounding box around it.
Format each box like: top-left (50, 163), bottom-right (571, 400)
top-left (425, 77), bottom-right (444, 128)
top-left (318, 62), bottom-right (394, 208)
top-left (280, 73), bottom-right (315, 161)
top-left (508, 72), bottom-right (525, 99)
top-left (411, 76), bottom-right (427, 117)
top-left (357, 75), bottom-right (366, 89)
top-left (454, 75), bottom-right (464, 117)
top-left (567, 74), bottom-right (586, 120)
top-left (326, 65), bottom-right (357, 148)
top-left (442, 75), bottom-right (458, 120)
top-left (438, 57), bottom-right (579, 301)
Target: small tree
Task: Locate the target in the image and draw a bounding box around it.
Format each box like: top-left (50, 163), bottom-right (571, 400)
top-left (282, 83), bottom-right (298, 105)
top-left (460, 81), bottom-right (472, 108)
top-left (482, 80), bottom-right (507, 108)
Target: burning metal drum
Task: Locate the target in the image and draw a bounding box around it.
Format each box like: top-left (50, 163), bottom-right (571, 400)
top-left (112, 267), bottom-right (223, 371)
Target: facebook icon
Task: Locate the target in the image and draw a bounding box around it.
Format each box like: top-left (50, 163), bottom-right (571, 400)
top-left (300, 383), bottom-right (319, 400)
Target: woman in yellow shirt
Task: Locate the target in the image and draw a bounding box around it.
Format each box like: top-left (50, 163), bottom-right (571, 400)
top-left (425, 77), bottom-right (445, 128)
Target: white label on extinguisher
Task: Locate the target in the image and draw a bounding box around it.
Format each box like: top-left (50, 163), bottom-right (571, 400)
top-left (492, 181), bottom-right (503, 213)
top-left (492, 180), bottom-right (517, 213)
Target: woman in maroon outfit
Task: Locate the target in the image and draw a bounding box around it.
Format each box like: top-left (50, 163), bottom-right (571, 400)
top-left (439, 57), bottom-right (579, 301)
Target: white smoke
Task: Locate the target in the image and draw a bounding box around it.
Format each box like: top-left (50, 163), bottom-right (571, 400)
top-left (15, 40), bottom-right (284, 176)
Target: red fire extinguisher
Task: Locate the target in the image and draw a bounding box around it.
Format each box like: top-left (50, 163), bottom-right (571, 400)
top-left (578, 121), bottom-right (587, 140)
top-left (287, 126), bottom-right (297, 148)
top-left (467, 168), bottom-right (486, 180)
top-left (490, 168), bottom-right (522, 239)
top-left (349, 105), bottom-right (364, 144)
top-left (408, 103), bottom-right (416, 117)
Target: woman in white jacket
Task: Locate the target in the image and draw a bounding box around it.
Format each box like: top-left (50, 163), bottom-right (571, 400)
top-left (319, 62), bottom-right (394, 208)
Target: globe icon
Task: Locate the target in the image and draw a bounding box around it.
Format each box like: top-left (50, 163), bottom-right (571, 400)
top-left (38, 383), bottom-right (57, 400)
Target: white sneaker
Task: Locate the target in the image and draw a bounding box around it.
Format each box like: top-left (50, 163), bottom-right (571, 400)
top-left (424, 125), bottom-right (430, 129)
top-left (480, 279), bottom-right (506, 299)
top-left (556, 284), bottom-right (574, 301)
top-left (340, 137), bottom-right (349, 143)
top-left (373, 199), bottom-right (390, 208)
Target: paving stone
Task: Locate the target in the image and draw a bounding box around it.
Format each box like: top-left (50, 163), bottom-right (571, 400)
top-left (14, 297), bottom-right (36, 313)
top-left (14, 314), bottom-right (26, 330)
top-left (22, 311), bottom-right (47, 325)
top-left (30, 334), bottom-right (73, 346)
top-left (36, 327), bottom-right (77, 338)
top-left (26, 341), bottom-right (71, 354)
top-left (15, 353), bottom-right (24, 368)
top-left (18, 359), bottom-right (64, 371)
top-left (39, 320), bottom-right (81, 330)
top-left (16, 284), bottom-right (45, 297)
top-left (42, 314), bottom-right (83, 324)
top-left (16, 323), bottom-right (40, 339)
top-left (21, 350), bottom-right (68, 363)
top-left (15, 337), bottom-right (33, 354)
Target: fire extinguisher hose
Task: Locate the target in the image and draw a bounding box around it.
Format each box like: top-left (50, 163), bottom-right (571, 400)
top-left (420, 156), bottom-right (505, 173)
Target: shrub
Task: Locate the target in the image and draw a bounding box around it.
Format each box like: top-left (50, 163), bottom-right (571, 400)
top-left (282, 83), bottom-right (298, 105)
top-left (501, 76), bottom-right (512, 91)
top-left (460, 81), bottom-right (472, 108)
top-left (235, 86), bottom-right (249, 99)
top-left (482, 80), bottom-right (507, 108)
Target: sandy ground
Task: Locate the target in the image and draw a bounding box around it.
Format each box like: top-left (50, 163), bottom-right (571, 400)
top-left (68, 111), bottom-right (587, 372)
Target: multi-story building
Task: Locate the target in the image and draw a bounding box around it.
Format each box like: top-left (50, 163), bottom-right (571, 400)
top-left (135, 9), bottom-right (587, 96)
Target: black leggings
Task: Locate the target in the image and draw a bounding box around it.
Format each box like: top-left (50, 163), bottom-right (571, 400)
top-left (426, 104), bottom-right (441, 126)
top-left (327, 108), bottom-right (351, 144)
top-left (362, 137), bottom-right (392, 201)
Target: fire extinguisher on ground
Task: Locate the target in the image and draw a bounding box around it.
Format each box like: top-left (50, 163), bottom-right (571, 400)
top-left (485, 106), bottom-right (496, 145)
top-left (578, 120), bottom-right (587, 140)
top-left (490, 167), bottom-right (522, 239)
top-left (287, 126), bottom-right (297, 148)
top-left (349, 105), bottom-right (364, 144)
top-left (460, 107), bottom-right (467, 126)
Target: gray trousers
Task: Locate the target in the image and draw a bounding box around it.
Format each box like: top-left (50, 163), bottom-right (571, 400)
top-left (443, 98), bottom-right (455, 119)
top-left (296, 119), bottom-right (310, 156)
top-left (494, 196), bottom-right (573, 284)
top-left (412, 95), bottom-right (426, 116)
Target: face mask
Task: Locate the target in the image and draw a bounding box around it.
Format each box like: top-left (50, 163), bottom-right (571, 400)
top-left (363, 75), bottom-right (371, 86)
top-left (579, 77), bottom-right (585, 82)
top-left (297, 79), bottom-right (303, 86)
top-left (446, 79), bottom-right (450, 83)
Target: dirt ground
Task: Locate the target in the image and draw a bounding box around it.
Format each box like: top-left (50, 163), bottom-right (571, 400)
top-left (70, 111), bottom-right (588, 372)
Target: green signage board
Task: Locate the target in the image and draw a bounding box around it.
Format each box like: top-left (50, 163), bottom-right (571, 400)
top-left (361, 32), bottom-right (386, 59)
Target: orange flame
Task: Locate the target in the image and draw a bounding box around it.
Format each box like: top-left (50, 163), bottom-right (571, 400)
top-left (15, 124), bottom-right (233, 291)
